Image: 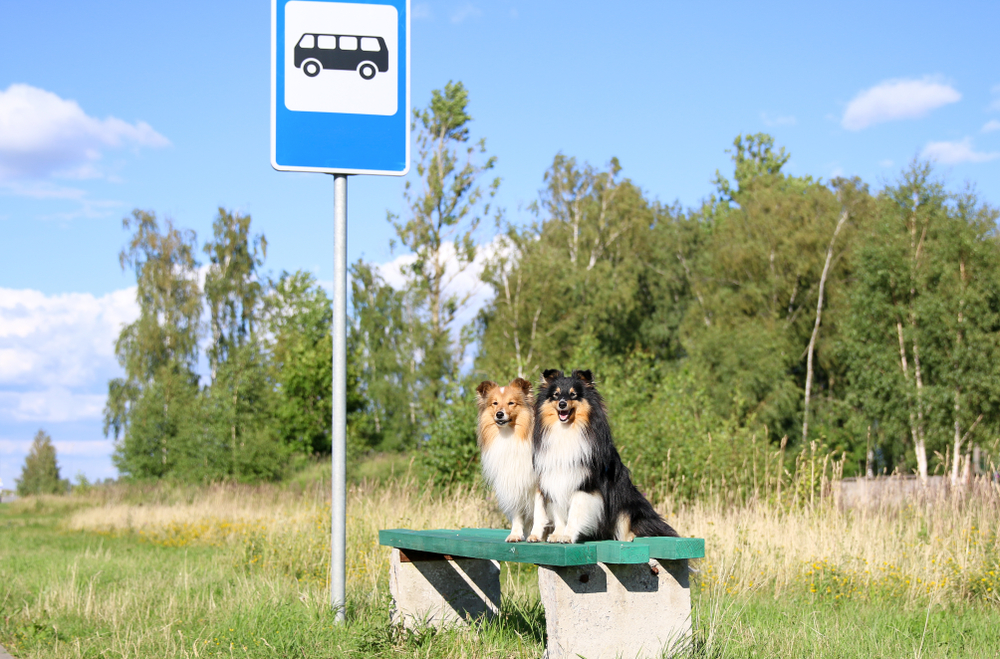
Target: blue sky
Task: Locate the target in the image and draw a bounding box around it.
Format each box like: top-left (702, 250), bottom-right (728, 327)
top-left (2, 0), bottom-right (999, 489)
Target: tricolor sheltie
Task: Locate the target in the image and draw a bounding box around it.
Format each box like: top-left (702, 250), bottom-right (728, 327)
top-left (528, 369), bottom-right (679, 543)
top-left (475, 378), bottom-right (546, 542)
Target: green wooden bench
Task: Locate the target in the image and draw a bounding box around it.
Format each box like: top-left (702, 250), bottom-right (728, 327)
top-left (379, 528), bottom-right (705, 659)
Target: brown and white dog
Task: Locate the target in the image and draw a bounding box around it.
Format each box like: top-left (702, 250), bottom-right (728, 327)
top-left (475, 378), bottom-right (547, 542)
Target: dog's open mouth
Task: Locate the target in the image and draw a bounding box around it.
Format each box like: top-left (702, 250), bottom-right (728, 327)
top-left (558, 410), bottom-right (571, 423)
top-left (495, 418), bottom-right (509, 426)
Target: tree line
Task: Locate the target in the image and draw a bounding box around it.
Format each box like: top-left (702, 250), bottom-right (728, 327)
top-left (102, 81), bottom-right (1000, 493)
top-left (103, 208), bottom-right (338, 481)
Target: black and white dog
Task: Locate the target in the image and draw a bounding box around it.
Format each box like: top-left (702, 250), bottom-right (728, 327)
top-left (527, 369), bottom-right (679, 543)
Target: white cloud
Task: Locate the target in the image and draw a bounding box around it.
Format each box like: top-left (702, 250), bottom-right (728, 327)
top-left (761, 112), bottom-right (796, 127)
top-left (879, 159), bottom-right (895, 168)
top-left (841, 77), bottom-right (960, 131)
top-left (0, 435), bottom-right (111, 457)
top-left (0, 438), bottom-right (31, 454)
top-left (983, 119), bottom-right (1000, 133)
top-left (0, 389), bottom-right (106, 423)
top-left (451, 3), bottom-right (482, 23)
top-left (0, 287), bottom-right (137, 386)
top-left (412, 3), bottom-right (431, 19)
top-left (376, 239), bottom-right (498, 338)
top-left (920, 138), bottom-right (1000, 165)
top-left (0, 286), bottom-right (137, 423)
top-left (0, 83), bottom-right (169, 180)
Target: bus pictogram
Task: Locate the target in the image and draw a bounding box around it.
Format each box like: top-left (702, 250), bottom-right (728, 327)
top-left (294, 33), bottom-right (389, 80)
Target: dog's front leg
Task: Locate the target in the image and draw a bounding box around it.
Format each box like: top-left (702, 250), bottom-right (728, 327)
top-left (546, 498), bottom-right (572, 544)
top-left (506, 512), bottom-right (526, 542)
top-left (558, 490), bottom-right (603, 543)
top-left (526, 490), bottom-right (550, 542)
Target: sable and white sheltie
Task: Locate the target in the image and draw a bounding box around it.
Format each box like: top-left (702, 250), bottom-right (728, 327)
top-left (475, 378), bottom-right (546, 543)
top-left (527, 369), bottom-right (679, 544)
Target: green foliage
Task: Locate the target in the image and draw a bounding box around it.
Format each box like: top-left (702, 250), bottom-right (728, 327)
top-left (842, 163), bottom-right (1000, 475)
top-left (106, 209), bottom-right (336, 483)
top-left (477, 154), bottom-right (665, 377)
top-left (414, 381), bottom-right (480, 486)
top-left (681, 134), bottom-right (845, 435)
top-left (347, 261), bottom-right (424, 454)
top-left (204, 208), bottom-right (267, 378)
top-left (266, 271), bottom-right (334, 455)
top-left (198, 341), bottom-right (287, 482)
top-left (474, 135), bottom-right (1000, 484)
top-left (198, 209), bottom-right (286, 481)
top-left (111, 363), bottom-right (202, 479)
top-left (16, 430), bottom-right (68, 496)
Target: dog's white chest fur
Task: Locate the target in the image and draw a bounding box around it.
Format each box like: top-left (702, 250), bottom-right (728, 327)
top-left (481, 426), bottom-right (536, 520)
top-left (536, 422), bottom-right (591, 510)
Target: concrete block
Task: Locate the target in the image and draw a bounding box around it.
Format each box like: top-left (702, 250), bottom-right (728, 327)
top-left (388, 548), bottom-right (501, 628)
top-left (538, 560), bottom-right (691, 659)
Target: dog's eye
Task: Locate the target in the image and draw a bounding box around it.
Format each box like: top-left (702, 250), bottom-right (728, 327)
top-left (492, 401), bottom-right (498, 406)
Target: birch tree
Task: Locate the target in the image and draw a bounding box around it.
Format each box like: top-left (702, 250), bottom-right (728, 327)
top-left (477, 155), bottom-right (659, 375)
top-left (389, 81), bottom-right (499, 412)
top-left (201, 209), bottom-right (283, 481)
top-left (105, 210), bottom-right (202, 478)
top-left (843, 163), bottom-right (1000, 480)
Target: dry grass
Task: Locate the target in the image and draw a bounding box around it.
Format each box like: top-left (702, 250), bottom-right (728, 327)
top-left (64, 475), bottom-right (1000, 610)
top-left (66, 476), bottom-right (510, 598)
top-left (673, 490), bottom-right (1000, 608)
top-left (5, 473), bottom-right (1000, 658)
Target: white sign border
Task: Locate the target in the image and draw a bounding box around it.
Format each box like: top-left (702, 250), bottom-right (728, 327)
top-left (270, 0), bottom-right (410, 176)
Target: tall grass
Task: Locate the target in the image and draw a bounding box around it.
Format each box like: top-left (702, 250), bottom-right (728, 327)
top-left (64, 469), bottom-right (1000, 611)
top-left (3, 461), bottom-right (999, 657)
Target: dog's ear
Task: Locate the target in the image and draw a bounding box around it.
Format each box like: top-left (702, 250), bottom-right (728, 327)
top-left (475, 380), bottom-right (497, 407)
top-left (572, 369), bottom-right (594, 387)
top-left (511, 377), bottom-right (532, 397)
top-left (541, 369), bottom-right (563, 385)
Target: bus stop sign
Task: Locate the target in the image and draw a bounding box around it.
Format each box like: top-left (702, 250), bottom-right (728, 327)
top-left (271, 0), bottom-right (410, 175)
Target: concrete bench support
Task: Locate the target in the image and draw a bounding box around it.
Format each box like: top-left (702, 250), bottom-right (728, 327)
top-left (380, 529), bottom-right (702, 656)
top-left (388, 547), bottom-right (501, 628)
top-left (538, 559), bottom-right (691, 659)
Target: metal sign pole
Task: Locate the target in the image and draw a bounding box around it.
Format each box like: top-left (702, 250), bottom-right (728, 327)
top-left (331, 173), bottom-right (348, 621)
top-left (272, 0), bottom-right (408, 620)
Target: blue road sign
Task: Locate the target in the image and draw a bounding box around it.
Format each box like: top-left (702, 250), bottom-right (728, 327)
top-left (271, 0), bottom-right (410, 175)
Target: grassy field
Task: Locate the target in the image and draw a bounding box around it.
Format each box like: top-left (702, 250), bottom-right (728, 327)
top-left (1, 469), bottom-right (998, 658)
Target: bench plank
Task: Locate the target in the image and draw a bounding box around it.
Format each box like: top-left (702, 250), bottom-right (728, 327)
top-left (455, 528), bottom-right (650, 564)
top-left (379, 528), bottom-right (704, 566)
top-left (633, 536), bottom-right (706, 560)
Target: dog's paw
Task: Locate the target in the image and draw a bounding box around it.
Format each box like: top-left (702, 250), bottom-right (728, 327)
top-left (505, 532), bottom-right (524, 543)
top-left (526, 534), bottom-right (542, 543)
top-left (547, 533), bottom-right (571, 544)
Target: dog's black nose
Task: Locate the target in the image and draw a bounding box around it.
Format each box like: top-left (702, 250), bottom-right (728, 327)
top-left (495, 411), bottom-right (505, 419)
top-left (558, 400), bottom-right (567, 410)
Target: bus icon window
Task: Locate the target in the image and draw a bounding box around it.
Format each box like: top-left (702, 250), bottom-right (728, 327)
top-left (295, 33), bottom-right (389, 80)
